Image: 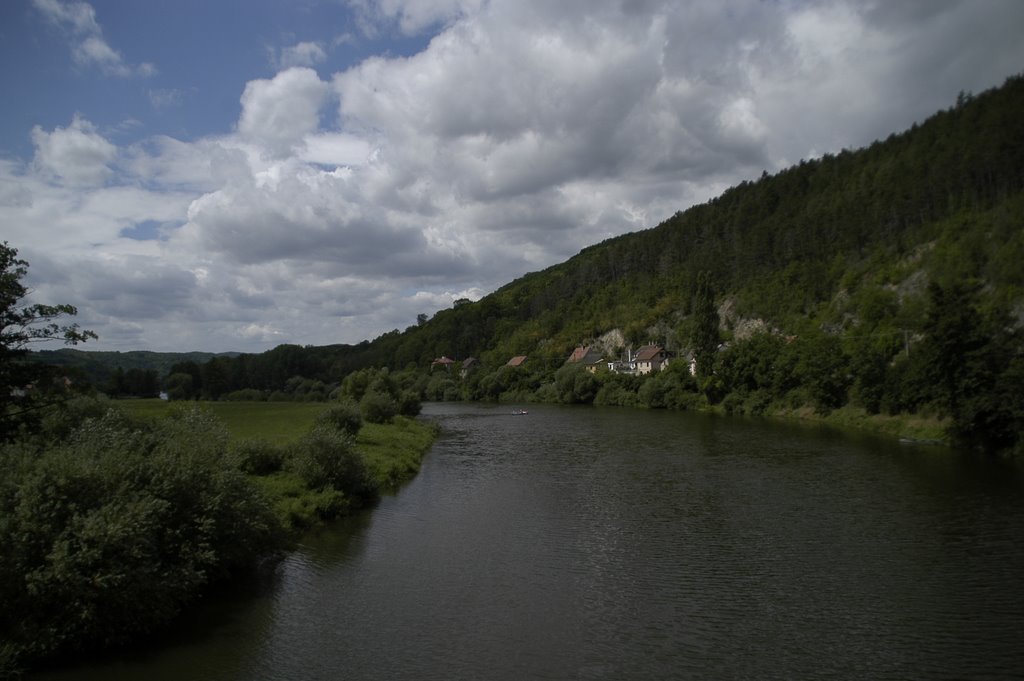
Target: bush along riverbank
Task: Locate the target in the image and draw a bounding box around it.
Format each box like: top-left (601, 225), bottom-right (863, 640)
top-left (0, 396), bottom-right (437, 677)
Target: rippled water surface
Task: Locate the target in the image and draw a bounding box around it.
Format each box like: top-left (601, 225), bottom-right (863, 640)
top-left (38, 403), bottom-right (1024, 680)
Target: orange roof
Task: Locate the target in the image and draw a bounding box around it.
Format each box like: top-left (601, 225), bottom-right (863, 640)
top-left (506, 355), bottom-right (527, 367)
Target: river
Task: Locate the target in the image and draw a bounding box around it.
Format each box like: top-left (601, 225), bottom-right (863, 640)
top-left (35, 403), bottom-right (1024, 680)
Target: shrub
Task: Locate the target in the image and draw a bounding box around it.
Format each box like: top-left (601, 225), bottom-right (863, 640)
top-left (554, 364), bottom-right (598, 404)
top-left (314, 399), bottom-right (363, 436)
top-left (397, 389), bottom-right (422, 417)
top-left (289, 425), bottom-right (376, 499)
top-left (230, 439), bottom-right (288, 475)
top-left (637, 375), bottom-right (667, 408)
top-left (222, 389), bottom-right (268, 402)
top-left (36, 395), bottom-right (116, 443)
top-left (360, 388), bottom-right (397, 424)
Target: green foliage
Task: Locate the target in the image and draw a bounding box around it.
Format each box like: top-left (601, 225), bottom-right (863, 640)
top-left (360, 387), bottom-right (398, 424)
top-left (230, 439), bottom-right (288, 475)
top-left (594, 373), bottom-right (642, 407)
top-left (315, 399), bottom-right (363, 435)
top-left (249, 471), bottom-right (350, 529)
top-left (553, 364), bottom-right (599, 404)
top-left (165, 372), bottom-right (195, 401)
top-left (794, 333), bottom-right (852, 414)
top-left (0, 396), bottom-right (439, 675)
top-left (1, 242), bottom-right (96, 441)
top-left (36, 394), bottom-right (115, 443)
top-left (358, 417), bottom-right (439, 490)
top-left (717, 333), bottom-right (788, 396)
top-left (690, 270), bottom-right (721, 379)
top-left (334, 367), bottom-right (421, 423)
top-left (846, 339), bottom-right (895, 415)
top-left (917, 282), bottom-right (1024, 450)
top-left (103, 366), bottom-right (160, 398)
top-left (0, 405), bottom-right (282, 670)
top-left (222, 388), bottom-right (269, 401)
top-left (289, 425), bottom-right (375, 498)
top-left (397, 389), bottom-right (423, 417)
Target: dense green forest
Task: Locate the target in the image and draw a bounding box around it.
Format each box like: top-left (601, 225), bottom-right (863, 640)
top-left (39, 75), bottom-right (1024, 453)
top-left (29, 349), bottom-right (235, 395)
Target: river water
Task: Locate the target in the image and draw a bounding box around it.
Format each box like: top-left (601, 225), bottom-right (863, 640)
top-left (36, 403), bottom-right (1024, 680)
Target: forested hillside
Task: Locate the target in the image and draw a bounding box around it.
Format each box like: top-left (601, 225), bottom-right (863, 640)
top-left (397, 78), bottom-right (1023, 365)
top-left (39, 75), bottom-right (1024, 451)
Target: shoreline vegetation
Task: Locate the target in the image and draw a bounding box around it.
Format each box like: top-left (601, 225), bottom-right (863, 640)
top-left (117, 399), bottom-right (440, 527)
top-left (759, 404), bottom-right (949, 447)
top-left (0, 397), bottom-right (437, 678)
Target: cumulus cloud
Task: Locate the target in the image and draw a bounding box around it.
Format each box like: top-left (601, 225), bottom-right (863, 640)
top-left (31, 114), bottom-right (117, 185)
top-left (33, 0), bottom-right (156, 77)
top-left (237, 68), bottom-right (330, 157)
top-left (7, 0), bottom-right (1024, 352)
top-left (298, 132), bottom-right (373, 167)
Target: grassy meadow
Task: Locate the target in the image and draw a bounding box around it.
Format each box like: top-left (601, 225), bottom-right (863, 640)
top-left (120, 399), bottom-right (438, 528)
top-left (120, 399), bottom-right (328, 444)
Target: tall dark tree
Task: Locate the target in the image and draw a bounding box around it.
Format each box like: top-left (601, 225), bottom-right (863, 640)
top-left (921, 282), bottom-right (987, 417)
top-left (1, 242), bottom-right (95, 440)
top-left (921, 281), bottom-right (1023, 450)
top-left (690, 271), bottom-right (720, 379)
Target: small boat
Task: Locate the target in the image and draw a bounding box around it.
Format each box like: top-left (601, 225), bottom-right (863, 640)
top-left (511, 409), bottom-right (528, 415)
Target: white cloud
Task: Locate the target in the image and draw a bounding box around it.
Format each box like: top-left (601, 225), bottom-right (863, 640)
top-left (276, 41), bottom-right (328, 69)
top-left (33, 0), bottom-right (156, 77)
top-left (298, 132), bottom-right (373, 167)
top-left (32, 0), bottom-right (99, 35)
top-left (237, 68), bottom-right (330, 157)
top-left (7, 0), bottom-right (1024, 352)
top-left (30, 114), bottom-right (117, 186)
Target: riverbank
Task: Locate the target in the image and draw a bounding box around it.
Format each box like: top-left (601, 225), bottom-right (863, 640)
top-left (1, 400), bottom-right (438, 677)
top-left (760, 405), bottom-right (951, 447)
top-left (248, 415), bottom-right (439, 530)
top-left (119, 399), bottom-right (439, 528)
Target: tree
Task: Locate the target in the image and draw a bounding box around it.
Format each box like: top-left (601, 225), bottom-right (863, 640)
top-left (690, 270), bottom-right (720, 380)
top-left (1, 242), bottom-right (96, 441)
top-left (921, 282), bottom-right (1023, 451)
top-left (795, 332), bottom-right (851, 414)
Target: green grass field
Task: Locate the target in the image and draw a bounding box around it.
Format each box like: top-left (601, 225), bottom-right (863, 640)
top-left (120, 399), bottom-right (328, 443)
top-left (118, 399), bottom-right (439, 529)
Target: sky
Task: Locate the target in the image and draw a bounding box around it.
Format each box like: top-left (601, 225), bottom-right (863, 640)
top-left (2, 0), bottom-right (1023, 353)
